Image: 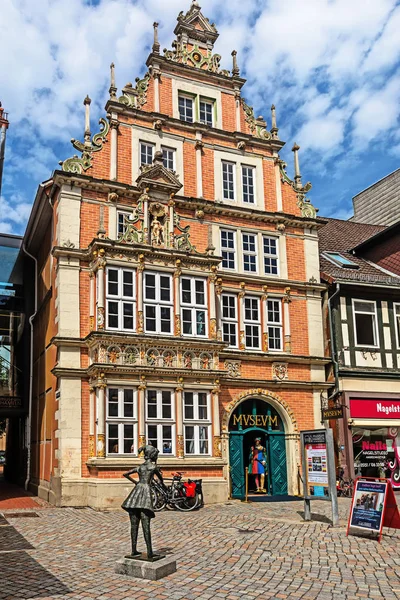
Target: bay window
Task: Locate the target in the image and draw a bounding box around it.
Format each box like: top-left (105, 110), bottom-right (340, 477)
top-left (146, 389), bottom-right (175, 455)
top-left (181, 277), bottom-right (207, 337)
top-left (144, 272), bottom-right (173, 334)
top-left (183, 391), bottom-right (211, 455)
top-left (106, 268), bottom-right (136, 331)
top-left (106, 388), bottom-right (137, 455)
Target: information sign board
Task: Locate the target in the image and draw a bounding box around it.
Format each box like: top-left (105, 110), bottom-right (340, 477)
top-left (302, 430), bottom-right (329, 498)
top-left (349, 480), bottom-right (386, 533)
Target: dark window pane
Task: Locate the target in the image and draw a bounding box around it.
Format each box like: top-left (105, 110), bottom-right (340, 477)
top-left (355, 313), bottom-right (375, 345)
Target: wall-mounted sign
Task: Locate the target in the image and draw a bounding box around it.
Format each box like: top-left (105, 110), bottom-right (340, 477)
top-left (350, 398), bottom-right (400, 419)
top-left (232, 414), bottom-right (278, 427)
top-left (0, 396), bottom-right (22, 409)
top-left (322, 407), bottom-right (343, 420)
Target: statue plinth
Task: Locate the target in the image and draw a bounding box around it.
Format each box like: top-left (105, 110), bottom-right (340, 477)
top-left (115, 555), bottom-right (177, 580)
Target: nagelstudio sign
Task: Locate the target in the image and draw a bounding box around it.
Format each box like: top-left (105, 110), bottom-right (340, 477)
top-left (350, 398), bottom-right (400, 419)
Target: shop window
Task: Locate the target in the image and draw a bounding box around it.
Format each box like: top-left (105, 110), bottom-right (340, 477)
top-left (146, 389), bottom-right (175, 455)
top-left (242, 166), bottom-right (255, 204)
top-left (242, 233), bottom-right (257, 273)
top-left (144, 272), bottom-right (173, 334)
top-left (267, 299), bottom-right (283, 351)
top-left (244, 296), bottom-right (261, 350)
top-left (222, 294), bottom-right (238, 348)
top-left (353, 426), bottom-right (394, 479)
top-left (181, 277), bottom-right (207, 337)
top-left (106, 388), bottom-right (137, 455)
top-left (353, 300), bottom-right (378, 347)
top-left (106, 268), bottom-right (136, 332)
top-left (263, 236), bottom-right (279, 276)
top-left (178, 95), bottom-right (194, 123)
top-left (140, 142), bottom-right (154, 166)
top-left (221, 229), bottom-right (236, 270)
top-left (183, 391), bottom-right (211, 455)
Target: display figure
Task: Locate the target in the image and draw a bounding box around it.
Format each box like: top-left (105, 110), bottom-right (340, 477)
top-left (122, 444), bottom-right (163, 559)
top-left (249, 437), bottom-right (268, 493)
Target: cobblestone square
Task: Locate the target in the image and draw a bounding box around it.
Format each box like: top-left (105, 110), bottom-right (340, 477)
top-left (1, 498), bottom-right (400, 600)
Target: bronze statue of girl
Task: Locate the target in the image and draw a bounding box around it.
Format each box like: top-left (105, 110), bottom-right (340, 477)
top-left (122, 444), bottom-right (163, 559)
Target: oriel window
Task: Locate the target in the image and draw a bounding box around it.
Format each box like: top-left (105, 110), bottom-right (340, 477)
top-left (106, 268), bottom-right (136, 332)
top-left (221, 294), bottom-right (238, 348)
top-left (183, 391), bottom-right (211, 455)
top-left (106, 388), bottom-right (137, 455)
top-left (244, 296), bottom-right (261, 349)
top-left (144, 272), bottom-right (173, 334)
top-left (267, 299), bottom-right (283, 351)
top-left (181, 277), bottom-right (207, 337)
top-left (146, 389), bottom-right (175, 455)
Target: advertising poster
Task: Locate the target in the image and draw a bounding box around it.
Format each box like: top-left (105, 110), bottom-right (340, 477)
top-left (349, 480), bottom-right (387, 533)
top-left (303, 431), bottom-right (329, 497)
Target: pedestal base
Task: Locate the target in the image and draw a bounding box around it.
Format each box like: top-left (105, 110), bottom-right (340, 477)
top-left (115, 554), bottom-right (177, 580)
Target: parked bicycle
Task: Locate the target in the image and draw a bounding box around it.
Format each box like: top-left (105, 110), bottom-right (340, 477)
top-left (336, 468), bottom-right (354, 497)
top-left (150, 471), bottom-right (203, 512)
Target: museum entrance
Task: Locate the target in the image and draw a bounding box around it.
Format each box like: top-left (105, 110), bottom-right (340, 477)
top-left (228, 398), bottom-right (288, 499)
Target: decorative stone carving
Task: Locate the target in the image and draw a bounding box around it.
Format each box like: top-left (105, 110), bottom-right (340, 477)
top-left (241, 99), bottom-right (272, 140)
top-left (277, 159), bottom-right (318, 219)
top-left (164, 42), bottom-right (229, 76)
top-left (61, 118), bottom-right (110, 174)
top-left (118, 72), bottom-right (151, 109)
top-left (225, 360), bottom-right (241, 378)
top-left (108, 192), bottom-right (119, 203)
top-left (272, 363), bottom-right (288, 381)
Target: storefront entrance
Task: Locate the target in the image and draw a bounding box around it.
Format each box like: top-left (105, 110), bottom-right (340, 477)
top-left (229, 398), bottom-right (288, 499)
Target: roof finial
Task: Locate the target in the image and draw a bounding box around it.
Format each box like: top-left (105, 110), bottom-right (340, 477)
top-left (153, 22), bottom-right (160, 55)
top-left (271, 105), bottom-right (279, 139)
top-left (109, 63), bottom-right (117, 100)
top-left (231, 51), bottom-right (240, 77)
top-left (292, 143), bottom-right (302, 189)
top-left (83, 95), bottom-right (91, 144)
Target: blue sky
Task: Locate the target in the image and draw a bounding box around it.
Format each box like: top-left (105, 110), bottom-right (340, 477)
top-left (1, 0), bottom-right (400, 234)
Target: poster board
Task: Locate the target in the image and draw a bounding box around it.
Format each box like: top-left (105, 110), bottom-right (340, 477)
top-left (301, 430), bottom-right (330, 499)
top-left (347, 478), bottom-right (400, 542)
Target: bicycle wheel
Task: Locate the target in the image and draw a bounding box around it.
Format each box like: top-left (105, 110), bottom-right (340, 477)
top-left (151, 486), bottom-right (167, 511)
top-left (174, 491), bottom-right (200, 512)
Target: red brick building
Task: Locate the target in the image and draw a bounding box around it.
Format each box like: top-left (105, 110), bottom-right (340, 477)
top-left (24, 2), bottom-right (328, 506)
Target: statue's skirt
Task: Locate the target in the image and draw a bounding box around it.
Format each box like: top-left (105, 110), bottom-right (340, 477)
top-left (122, 482), bottom-right (155, 517)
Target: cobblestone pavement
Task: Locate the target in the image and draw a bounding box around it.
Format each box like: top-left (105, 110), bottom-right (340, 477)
top-left (1, 497), bottom-right (400, 600)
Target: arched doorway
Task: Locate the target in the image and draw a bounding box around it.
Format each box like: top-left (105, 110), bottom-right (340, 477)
top-left (229, 397), bottom-right (288, 498)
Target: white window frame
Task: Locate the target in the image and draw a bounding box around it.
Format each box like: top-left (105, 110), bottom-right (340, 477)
top-left (105, 267), bottom-right (136, 332)
top-left (181, 277), bottom-right (208, 338)
top-left (143, 271), bottom-right (173, 335)
top-left (106, 387), bottom-right (138, 456)
top-left (244, 296), bottom-right (261, 350)
top-left (222, 161), bottom-right (236, 201)
top-left (178, 94), bottom-right (194, 123)
top-left (263, 235), bottom-right (279, 276)
top-left (221, 294), bottom-right (238, 348)
top-left (242, 165), bottom-right (255, 204)
top-left (162, 146), bottom-right (175, 171)
top-left (352, 299), bottom-right (379, 348)
top-left (146, 389), bottom-right (175, 456)
top-left (199, 98), bottom-right (214, 126)
top-left (266, 299), bottom-right (283, 352)
top-left (183, 390), bottom-right (211, 456)
top-left (117, 210), bottom-right (131, 239)
top-left (220, 229), bottom-right (236, 270)
top-left (395, 303), bottom-right (400, 349)
top-left (140, 141), bottom-right (155, 166)
top-left (242, 232), bottom-right (258, 273)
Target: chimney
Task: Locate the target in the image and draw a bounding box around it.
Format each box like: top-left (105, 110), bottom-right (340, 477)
top-left (0, 102), bottom-right (9, 199)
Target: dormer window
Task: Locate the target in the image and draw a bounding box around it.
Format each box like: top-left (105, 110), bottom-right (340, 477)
top-left (178, 95), bottom-right (194, 123)
top-left (323, 252), bottom-right (359, 269)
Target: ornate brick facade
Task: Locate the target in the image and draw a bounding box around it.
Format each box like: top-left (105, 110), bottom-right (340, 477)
top-left (26, 2), bottom-right (328, 506)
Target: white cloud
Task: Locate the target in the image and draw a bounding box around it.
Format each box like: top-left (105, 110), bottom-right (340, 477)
top-left (1, 0), bottom-right (400, 233)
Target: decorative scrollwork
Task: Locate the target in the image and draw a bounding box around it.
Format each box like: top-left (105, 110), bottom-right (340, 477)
top-left (164, 41), bottom-right (229, 76)
top-left (118, 72), bottom-right (151, 109)
top-left (61, 118), bottom-right (110, 174)
top-left (241, 99), bottom-right (272, 141)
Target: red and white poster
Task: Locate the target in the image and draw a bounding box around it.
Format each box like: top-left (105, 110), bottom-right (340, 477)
top-left (350, 398), bottom-right (400, 419)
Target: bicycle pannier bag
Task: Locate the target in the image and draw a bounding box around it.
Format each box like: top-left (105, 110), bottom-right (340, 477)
top-left (183, 482), bottom-right (196, 498)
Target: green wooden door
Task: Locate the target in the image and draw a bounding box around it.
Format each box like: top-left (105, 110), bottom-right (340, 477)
top-left (229, 433), bottom-right (244, 499)
top-left (269, 433), bottom-right (288, 495)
